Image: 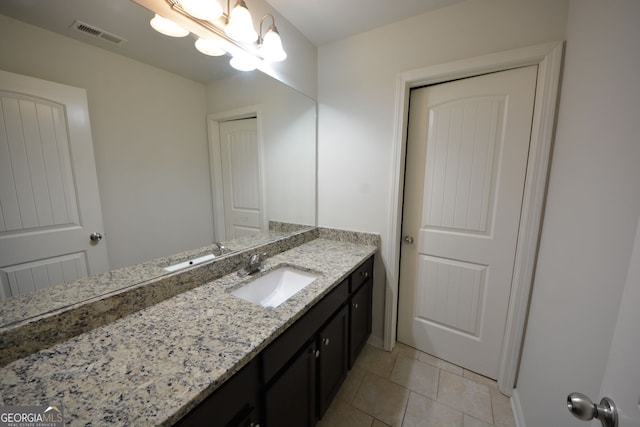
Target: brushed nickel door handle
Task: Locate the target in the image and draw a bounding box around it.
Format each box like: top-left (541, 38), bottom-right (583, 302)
top-left (567, 392), bottom-right (618, 427)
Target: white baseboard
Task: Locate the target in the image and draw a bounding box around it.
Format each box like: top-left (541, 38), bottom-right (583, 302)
top-left (511, 388), bottom-right (526, 427)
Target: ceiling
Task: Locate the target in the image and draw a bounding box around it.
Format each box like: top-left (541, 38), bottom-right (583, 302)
top-left (265, 0), bottom-right (466, 46)
top-left (0, 0), bottom-right (237, 83)
top-left (0, 0), bottom-right (466, 84)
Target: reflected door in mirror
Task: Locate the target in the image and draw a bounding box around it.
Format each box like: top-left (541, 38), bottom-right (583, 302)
top-left (219, 118), bottom-right (264, 239)
top-left (0, 70), bottom-right (109, 301)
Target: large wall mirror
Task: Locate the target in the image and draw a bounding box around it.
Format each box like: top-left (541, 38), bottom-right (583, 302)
top-left (0, 0), bottom-right (316, 323)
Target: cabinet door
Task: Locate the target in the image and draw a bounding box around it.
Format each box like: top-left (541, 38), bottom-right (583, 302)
top-left (349, 278), bottom-right (372, 367)
top-left (318, 304), bottom-right (349, 416)
top-left (265, 341), bottom-right (317, 427)
top-left (235, 409), bottom-right (260, 427)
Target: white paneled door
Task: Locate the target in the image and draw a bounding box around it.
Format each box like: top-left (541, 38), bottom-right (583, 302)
top-left (219, 118), bottom-right (264, 239)
top-left (0, 70), bottom-right (109, 300)
top-left (397, 66), bottom-right (538, 379)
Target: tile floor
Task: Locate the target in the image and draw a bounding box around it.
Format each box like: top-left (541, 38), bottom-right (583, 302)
top-left (318, 343), bottom-right (516, 427)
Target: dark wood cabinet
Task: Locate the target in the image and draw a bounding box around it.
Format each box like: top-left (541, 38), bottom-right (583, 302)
top-left (349, 272), bottom-right (373, 367)
top-left (262, 279), bottom-right (349, 426)
top-left (265, 341), bottom-right (317, 427)
top-left (350, 256), bottom-right (373, 293)
top-left (317, 304), bottom-right (349, 416)
top-left (175, 359), bottom-right (259, 427)
top-left (262, 279), bottom-right (349, 385)
top-left (176, 255), bottom-right (374, 427)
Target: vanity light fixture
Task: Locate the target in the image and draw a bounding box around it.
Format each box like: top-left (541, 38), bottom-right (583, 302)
top-left (149, 13), bottom-right (189, 37)
top-left (258, 14), bottom-right (286, 62)
top-left (229, 50), bottom-right (261, 71)
top-left (195, 37), bottom-right (226, 56)
top-left (225, 0), bottom-right (258, 43)
top-left (146, 0), bottom-right (287, 71)
top-left (176, 0), bottom-right (222, 20)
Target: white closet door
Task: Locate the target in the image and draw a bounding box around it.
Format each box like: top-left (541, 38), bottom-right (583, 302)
top-left (398, 66), bottom-right (537, 379)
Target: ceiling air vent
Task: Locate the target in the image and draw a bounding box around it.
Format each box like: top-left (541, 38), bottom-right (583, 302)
top-left (70, 20), bottom-right (127, 46)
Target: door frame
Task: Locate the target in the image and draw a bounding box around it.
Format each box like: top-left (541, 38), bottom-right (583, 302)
top-left (385, 41), bottom-right (564, 394)
top-left (207, 105), bottom-right (266, 241)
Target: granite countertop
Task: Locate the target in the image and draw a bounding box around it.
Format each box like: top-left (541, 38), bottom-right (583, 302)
top-left (0, 237), bottom-right (376, 426)
top-left (0, 227), bottom-right (311, 328)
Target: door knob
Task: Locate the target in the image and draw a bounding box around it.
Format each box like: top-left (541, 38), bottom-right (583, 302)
top-left (403, 235), bottom-right (414, 244)
top-left (567, 392), bottom-right (618, 427)
top-left (90, 232), bottom-right (103, 242)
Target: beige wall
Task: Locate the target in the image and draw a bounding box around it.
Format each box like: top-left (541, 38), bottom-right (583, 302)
top-left (206, 72), bottom-right (316, 228)
top-left (515, 1), bottom-right (640, 425)
top-left (0, 15), bottom-right (212, 269)
top-left (317, 0), bottom-right (569, 343)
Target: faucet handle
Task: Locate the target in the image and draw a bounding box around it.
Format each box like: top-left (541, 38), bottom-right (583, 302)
top-left (212, 241), bottom-right (228, 254)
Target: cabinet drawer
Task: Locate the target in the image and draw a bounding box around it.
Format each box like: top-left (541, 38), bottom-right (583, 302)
top-left (262, 278), bottom-right (349, 383)
top-left (350, 256), bottom-right (373, 293)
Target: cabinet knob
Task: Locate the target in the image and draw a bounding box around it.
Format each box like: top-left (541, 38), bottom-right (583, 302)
top-left (323, 337), bottom-right (330, 346)
top-left (353, 303), bottom-right (359, 310)
top-left (315, 350), bottom-right (320, 358)
top-left (361, 271), bottom-right (369, 279)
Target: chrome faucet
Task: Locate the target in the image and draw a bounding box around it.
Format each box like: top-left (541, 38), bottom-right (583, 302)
top-left (212, 241), bottom-right (228, 255)
top-left (247, 253), bottom-right (264, 274)
top-left (238, 252), bottom-right (266, 277)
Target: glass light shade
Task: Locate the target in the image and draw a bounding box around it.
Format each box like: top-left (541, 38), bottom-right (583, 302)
top-left (225, 1), bottom-right (258, 43)
top-left (259, 28), bottom-right (286, 62)
top-left (178, 0), bottom-right (222, 20)
top-left (195, 38), bottom-right (226, 56)
top-left (229, 52), bottom-right (260, 71)
top-left (150, 14), bottom-right (189, 37)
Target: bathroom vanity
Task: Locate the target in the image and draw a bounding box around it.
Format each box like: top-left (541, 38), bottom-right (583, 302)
top-left (0, 229), bottom-right (377, 426)
top-left (178, 255), bottom-right (373, 427)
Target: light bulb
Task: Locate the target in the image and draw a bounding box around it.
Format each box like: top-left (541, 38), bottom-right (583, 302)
top-left (150, 14), bottom-right (189, 37)
top-left (178, 0), bottom-right (223, 20)
top-left (195, 38), bottom-right (226, 56)
top-left (229, 52), bottom-right (260, 71)
top-left (225, 1), bottom-right (257, 43)
top-left (259, 27), bottom-right (286, 62)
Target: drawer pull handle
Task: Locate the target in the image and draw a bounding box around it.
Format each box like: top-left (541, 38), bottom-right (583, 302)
top-left (315, 350), bottom-right (320, 358)
top-left (353, 303), bottom-right (359, 310)
top-left (323, 338), bottom-right (330, 346)
top-left (361, 271), bottom-right (369, 279)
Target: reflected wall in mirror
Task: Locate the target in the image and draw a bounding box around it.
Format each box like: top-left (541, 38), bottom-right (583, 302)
top-left (0, 0), bottom-right (316, 309)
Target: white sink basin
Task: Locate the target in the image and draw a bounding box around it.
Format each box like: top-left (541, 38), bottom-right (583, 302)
top-left (230, 267), bottom-right (319, 308)
top-left (163, 254), bottom-right (215, 272)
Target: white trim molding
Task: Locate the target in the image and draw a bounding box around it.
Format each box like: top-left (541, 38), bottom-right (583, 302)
top-left (511, 389), bottom-right (527, 427)
top-left (207, 105), bottom-right (266, 240)
top-left (384, 42), bottom-right (564, 395)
